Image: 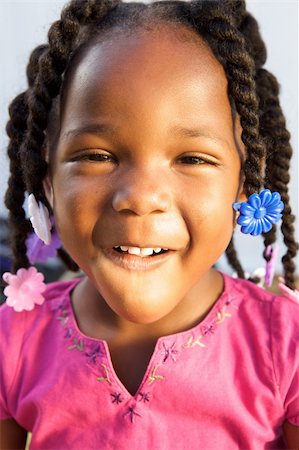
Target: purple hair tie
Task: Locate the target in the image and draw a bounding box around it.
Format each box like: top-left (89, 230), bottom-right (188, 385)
top-left (264, 244), bottom-right (279, 288)
top-left (26, 217), bottom-right (61, 264)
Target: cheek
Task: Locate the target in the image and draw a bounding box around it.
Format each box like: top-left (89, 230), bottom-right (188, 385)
top-left (184, 176), bottom-right (237, 246)
top-left (51, 176), bottom-right (102, 247)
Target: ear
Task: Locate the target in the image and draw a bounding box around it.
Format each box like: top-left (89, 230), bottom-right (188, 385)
top-left (237, 188), bottom-right (247, 203)
top-left (232, 183), bottom-right (247, 228)
top-left (43, 175), bottom-right (54, 209)
top-left (236, 169), bottom-right (247, 203)
top-left (42, 144), bottom-right (54, 208)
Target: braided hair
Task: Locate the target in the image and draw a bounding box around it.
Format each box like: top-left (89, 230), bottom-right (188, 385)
top-left (4, 0), bottom-right (298, 289)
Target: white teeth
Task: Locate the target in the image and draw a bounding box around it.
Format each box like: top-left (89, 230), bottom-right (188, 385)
top-left (113, 246), bottom-right (169, 257)
top-left (140, 248), bottom-right (155, 256)
top-left (127, 247), bottom-right (141, 255)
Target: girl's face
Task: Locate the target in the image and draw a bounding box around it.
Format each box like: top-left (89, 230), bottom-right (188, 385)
top-left (46, 25), bottom-right (245, 324)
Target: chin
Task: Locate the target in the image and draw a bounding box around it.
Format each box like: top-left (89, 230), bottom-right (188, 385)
top-left (107, 292), bottom-right (176, 325)
top-left (122, 310), bottom-right (167, 325)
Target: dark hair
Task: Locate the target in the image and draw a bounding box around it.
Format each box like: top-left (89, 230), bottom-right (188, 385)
top-left (4, 0), bottom-right (298, 289)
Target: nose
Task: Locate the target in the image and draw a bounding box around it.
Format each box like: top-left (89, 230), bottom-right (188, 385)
top-left (112, 170), bottom-right (171, 216)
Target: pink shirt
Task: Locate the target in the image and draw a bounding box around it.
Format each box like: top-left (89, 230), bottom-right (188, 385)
top-left (0, 273), bottom-right (298, 449)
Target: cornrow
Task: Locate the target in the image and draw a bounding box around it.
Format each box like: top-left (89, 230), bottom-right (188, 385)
top-left (4, 0), bottom-right (297, 289)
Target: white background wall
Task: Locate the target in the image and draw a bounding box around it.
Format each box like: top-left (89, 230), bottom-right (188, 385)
top-left (0, 0), bottom-right (298, 275)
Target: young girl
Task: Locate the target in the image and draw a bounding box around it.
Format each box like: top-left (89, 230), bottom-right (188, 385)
top-left (0, 0), bottom-right (298, 448)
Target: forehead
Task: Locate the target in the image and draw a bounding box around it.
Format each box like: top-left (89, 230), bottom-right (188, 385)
top-left (64, 25), bottom-right (227, 97)
top-left (59, 24), bottom-right (233, 145)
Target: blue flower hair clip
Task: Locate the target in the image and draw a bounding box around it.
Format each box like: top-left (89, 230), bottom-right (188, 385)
top-left (233, 189), bottom-right (284, 236)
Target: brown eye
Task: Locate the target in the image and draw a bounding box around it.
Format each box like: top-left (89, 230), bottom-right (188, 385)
top-left (72, 152), bottom-right (116, 163)
top-left (179, 156), bottom-right (206, 165)
top-left (177, 154), bottom-right (218, 166)
top-left (83, 154), bottom-right (113, 162)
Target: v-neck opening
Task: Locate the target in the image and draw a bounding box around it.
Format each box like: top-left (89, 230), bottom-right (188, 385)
top-left (54, 272), bottom-right (239, 400)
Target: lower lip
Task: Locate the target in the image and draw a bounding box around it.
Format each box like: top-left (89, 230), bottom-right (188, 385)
top-left (102, 248), bottom-right (174, 271)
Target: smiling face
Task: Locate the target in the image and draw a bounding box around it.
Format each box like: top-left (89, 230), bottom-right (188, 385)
top-left (46, 25), bottom-right (244, 324)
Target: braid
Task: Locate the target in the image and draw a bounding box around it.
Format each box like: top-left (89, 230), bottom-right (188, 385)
top-left (230, 1), bottom-right (267, 70)
top-left (221, 5), bottom-right (264, 278)
top-left (4, 45), bottom-right (48, 271)
top-left (57, 249), bottom-right (79, 272)
top-left (225, 237), bottom-right (245, 279)
top-left (256, 69), bottom-right (298, 289)
top-left (235, 7), bottom-right (298, 289)
top-left (5, 92), bottom-right (30, 271)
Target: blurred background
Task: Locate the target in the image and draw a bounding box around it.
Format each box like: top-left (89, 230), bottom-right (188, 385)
top-left (0, 0), bottom-right (298, 296)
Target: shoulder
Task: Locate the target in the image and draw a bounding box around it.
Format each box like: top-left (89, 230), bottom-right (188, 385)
top-left (224, 274), bottom-right (299, 423)
top-left (224, 274), bottom-right (299, 367)
top-left (222, 272), bottom-right (299, 348)
top-left (224, 272), bottom-right (299, 316)
top-left (0, 277), bottom-right (81, 419)
top-left (0, 277), bottom-right (81, 339)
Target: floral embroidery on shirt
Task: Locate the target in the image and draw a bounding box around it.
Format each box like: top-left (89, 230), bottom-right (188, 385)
top-left (64, 327), bottom-right (74, 338)
top-left (184, 335), bottom-right (206, 348)
top-left (97, 363), bottom-right (112, 385)
top-left (138, 392), bottom-right (151, 403)
top-left (111, 392), bottom-right (123, 404)
top-left (225, 295), bottom-right (239, 310)
top-left (148, 364), bottom-right (165, 385)
top-left (183, 295), bottom-right (237, 349)
top-left (68, 337), bottom-right (85, 352)
top-left (216, 306), bottom-right (232, 324)
top-left (54, 301), bottom-right (113, 387)
top-left (124, 406), bottom-right (142, 423)
top-left (56, 308), bottom-right (69, 326)
top-left (85, 344), bottom-right (104, 364)
top-left (160, 342), bottom-right (179, 363)
top-left (201, 322), bottom-right (216, 336)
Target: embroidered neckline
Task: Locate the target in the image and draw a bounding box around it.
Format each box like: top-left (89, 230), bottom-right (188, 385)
top-left (53, 273), bottom-right (241, 418)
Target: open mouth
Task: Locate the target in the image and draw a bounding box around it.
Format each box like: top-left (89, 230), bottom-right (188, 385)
top-left (113, 246), bottom-right (169, 257)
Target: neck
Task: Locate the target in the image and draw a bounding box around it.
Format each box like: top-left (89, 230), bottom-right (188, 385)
top-left (72, 269), bottom-right (224, 344)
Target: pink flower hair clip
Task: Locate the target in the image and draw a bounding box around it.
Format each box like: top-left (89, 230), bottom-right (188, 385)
top-left (2, 267), bottom-right (46, 312)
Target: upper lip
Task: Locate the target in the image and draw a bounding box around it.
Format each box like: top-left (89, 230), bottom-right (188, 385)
top-left (97, 218), bottom-right (185, 251)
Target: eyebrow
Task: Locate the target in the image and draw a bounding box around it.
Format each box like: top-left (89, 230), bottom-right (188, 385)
top-left (61, 123), bottom-right (116, 140)
top-left (169, 124), bottom-right (229, 146)
top-left (62, 122), bottom-right (228, 147)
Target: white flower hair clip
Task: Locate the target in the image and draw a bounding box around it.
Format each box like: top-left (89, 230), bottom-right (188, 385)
top-left (28, 193), bottom-right (52, 245)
